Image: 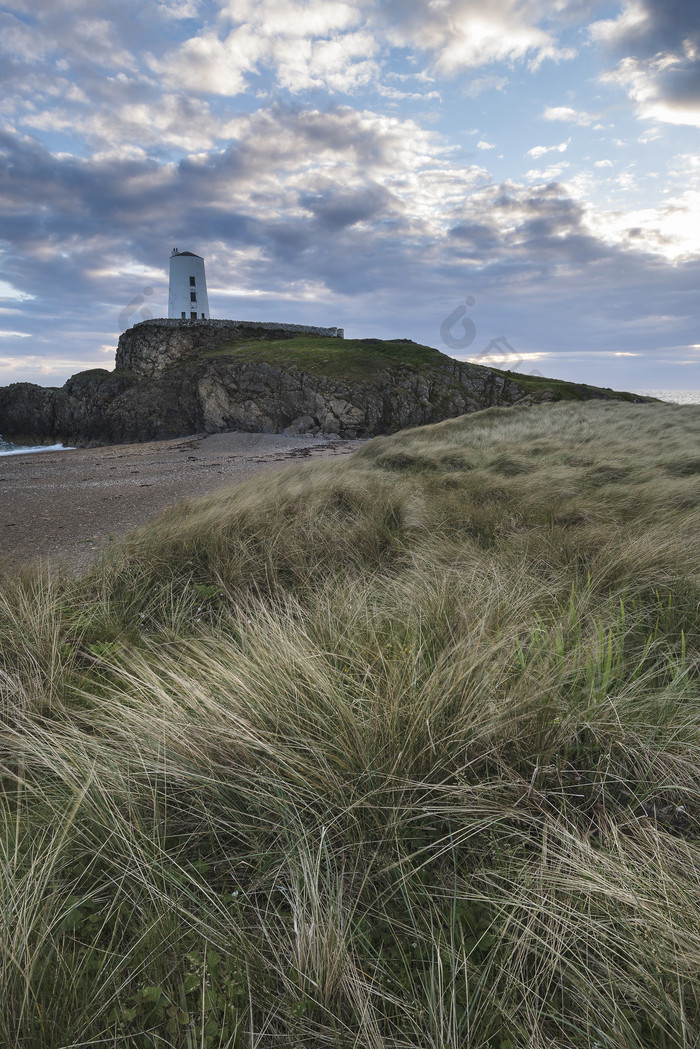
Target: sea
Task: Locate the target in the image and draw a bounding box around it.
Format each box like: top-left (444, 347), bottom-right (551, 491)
top-left (0, 438), bottom-right (75, 457)
top-left (635, 390), bottom-right (700, 405)
top-left (1, 390), bottom-right (698, 456)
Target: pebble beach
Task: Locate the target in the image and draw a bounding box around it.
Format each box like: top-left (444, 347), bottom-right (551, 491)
top-left (0, 431), bottom-right (366, 574)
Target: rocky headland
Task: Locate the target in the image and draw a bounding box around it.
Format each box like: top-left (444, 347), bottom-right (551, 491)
top-left (0, 319), bottom-right (645, 447)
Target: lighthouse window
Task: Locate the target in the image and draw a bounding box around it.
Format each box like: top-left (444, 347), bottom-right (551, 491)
top-left (190, 311), bottom-right (197, 319)
top-left (190, 292), bottom-right (197, 302)
top-left (181, 311), bottom-right (186, 319)
top-left (189, 276), bottom-right (196, 286)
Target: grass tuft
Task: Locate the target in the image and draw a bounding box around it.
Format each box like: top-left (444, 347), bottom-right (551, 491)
top-left (1, 400), bottom-right (699, 1046)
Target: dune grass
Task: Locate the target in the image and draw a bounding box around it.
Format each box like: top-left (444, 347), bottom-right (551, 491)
top-left (1, 399), bottom-right (699, 1048)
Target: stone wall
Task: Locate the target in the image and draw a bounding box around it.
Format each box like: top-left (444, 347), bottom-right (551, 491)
top-left (116, 318), bottom-right (345, 379)
top-left (127, 318), bottom-right (345, 337)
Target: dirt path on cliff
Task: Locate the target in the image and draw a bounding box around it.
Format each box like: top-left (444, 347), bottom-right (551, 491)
top-left (0, 432), bottom-right (368, 575)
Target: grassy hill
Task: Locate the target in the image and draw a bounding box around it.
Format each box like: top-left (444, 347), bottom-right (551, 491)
top-left (197, 333), bottom-right (649, 402)
top-left (1, 399), bottom-right (699, 1047)
top-left (1, 332), bottom-right (653, 448)
top-left (195, 335), bottom-right (451, 378)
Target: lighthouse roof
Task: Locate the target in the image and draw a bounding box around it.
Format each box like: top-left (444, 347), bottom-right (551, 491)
top-left (173, 250), bottom-right (202, 258)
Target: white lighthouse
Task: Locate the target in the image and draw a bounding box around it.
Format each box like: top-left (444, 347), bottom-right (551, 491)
top-left (168, 249), bottom-right (210, 320)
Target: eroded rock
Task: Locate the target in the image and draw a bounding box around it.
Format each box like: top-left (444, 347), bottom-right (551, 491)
top-left (0, 322), bottom-right (532, 446)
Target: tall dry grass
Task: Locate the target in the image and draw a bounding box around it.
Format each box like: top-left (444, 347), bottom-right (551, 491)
top-left (0, 400), bottom-right (699, 1047)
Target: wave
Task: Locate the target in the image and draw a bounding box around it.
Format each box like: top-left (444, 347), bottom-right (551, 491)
top-left (0, 436), bottom-right (75, 457)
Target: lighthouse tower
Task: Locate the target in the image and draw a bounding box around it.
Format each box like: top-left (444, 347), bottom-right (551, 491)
top-left (168, 249), bottom-right (210, 320)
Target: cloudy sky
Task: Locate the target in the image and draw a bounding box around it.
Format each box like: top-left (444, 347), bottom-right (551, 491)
top-left (1, 0), bottom-right (699, 390)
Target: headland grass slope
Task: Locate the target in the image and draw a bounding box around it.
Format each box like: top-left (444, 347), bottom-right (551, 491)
top-left (0, 330), bottom-right (650, 446)
top-left (1, 399), bottom-right (699, 1048)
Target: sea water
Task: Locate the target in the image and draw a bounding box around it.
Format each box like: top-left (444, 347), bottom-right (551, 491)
top-left (635, 390), bottom-right (700, 405)
top-left (0, 436), bottom-right (74, 457)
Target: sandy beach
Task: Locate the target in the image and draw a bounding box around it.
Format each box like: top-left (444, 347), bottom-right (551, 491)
top-left (0, 431), bottom-right (367, 574)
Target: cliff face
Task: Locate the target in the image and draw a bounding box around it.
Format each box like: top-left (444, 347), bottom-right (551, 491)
top-left (116, 319), bottom-right (344, 378)
top-left (0, 343), bottom-right (528, 446)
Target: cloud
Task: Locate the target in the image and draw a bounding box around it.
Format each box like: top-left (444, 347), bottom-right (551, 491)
top-left (147, 29), bottom-right (261, 97)
top-left (375, 0), bottom-right (576, 75)
top-left (378, 84), bottom-right (441, 101)
top-left (464, 74), bottom-right (508, 97)
top-left (156, 0), bottom-right (202, 17)
top-left (526, 140), bottom-right (569, 158)
top-left (150, 1), bottom-right (377, 97)
top-left (0, 354), bottom-right (112, 385)
top-left (0, 104), bottom-right (651, 334)
top-left (585, 188), bottom-right (700, 261)
top-left (219, 0), bottom-right (361, 38)
top-left (24, 90), bottom-right (224, 153)
top-left (542, 105), bottom-right (597, 125)
top-left (148, 0), bottom-right (579, 101)
top-left (0, 1), bottom-right (699, 390)
top-left (0, 280), bottom-right (34, 301)
top-left (589, 0), bottom-right (700, 56)
top-left (590, 0), bottom-right (700, 127)
top-left (602, 53), bottom-right (700, 128)
top-left (0, 105), bottom-right (487, 312)
top-left (525, 161), bottom-right (570, 181)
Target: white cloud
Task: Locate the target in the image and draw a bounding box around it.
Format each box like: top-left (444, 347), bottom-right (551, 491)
top-left (25, 91), bottom-right (223, 152)
top-left (378, 84), bottom-right (441, 101)
top-left (477, 139), bottom-right (496, 150)
top-left (268, 31), bottom-right (380, 93)
top-left (148, 26), bottom-right (262, 96)
top-left (583, 190), bottom-right (700, 261)
top-left (602, 54), bottom-right (700, 128)
top-left (525, 161), bottom-right (570, 181)
top-left (542, 105), bottom-right (597, 125)
top-left (476, 349), bottom-right (548, 365)
top-left (156, 0), bottom-right (202, 17)
top-left (588, 1), bottom-right (650, 46)
top-left (0, 355), bottom-right (113, 382)
top-left (0, 280), bottom-right (34, 302)
top-left (465, 75), bottom-right (508, 98)
top-left (526, 139), bottom-right (569, 158)
top-left (594, 159), bottom-right (613, 168)
top-left (152, 0), bottom-right (374, 97)
top-left (588, 1), bottom-right (700, 129)
top-left (378, 0), bottom-right (575, 75)
top-left (219, 0), bottom-right (361, 38)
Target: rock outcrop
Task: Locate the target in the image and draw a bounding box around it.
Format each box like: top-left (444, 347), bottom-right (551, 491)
top-left (0, 319), bottom-right (633, 447)
top-left (116, 319), bottom-right (345, 379)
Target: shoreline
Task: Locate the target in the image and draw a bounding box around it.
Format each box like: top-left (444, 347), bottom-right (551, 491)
top-left (0, 431), bottom-right (367, 574)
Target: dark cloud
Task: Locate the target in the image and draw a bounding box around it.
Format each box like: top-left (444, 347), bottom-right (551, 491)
top-left (3, 103), bottom-right (699, 390)
top-left (0, 3), bottom-right (698, 387)
top-left (656, 61), bottom-right (700, 106)
top-left (593, 0), bottom-right (700, 116)
top-left (298, 185), bottom-right (393, 230)
top-left (603, 0), bottom-right (700, 56)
